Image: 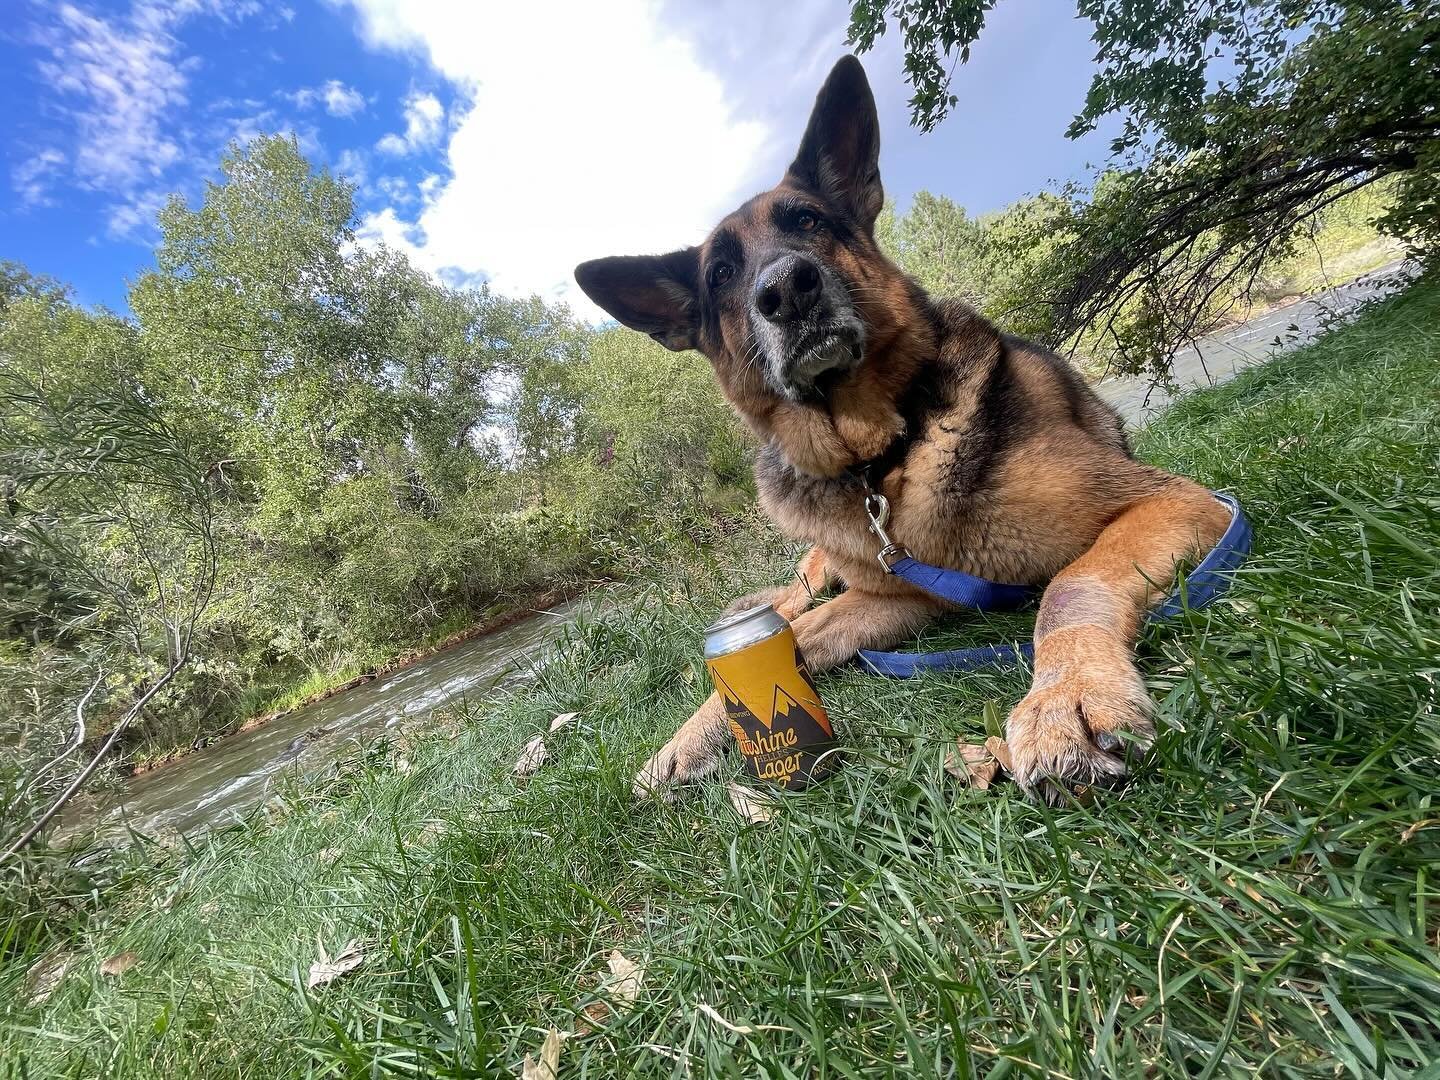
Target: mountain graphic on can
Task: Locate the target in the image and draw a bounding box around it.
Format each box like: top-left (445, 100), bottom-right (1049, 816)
top-left (704, 603), bottom-right (839, 788)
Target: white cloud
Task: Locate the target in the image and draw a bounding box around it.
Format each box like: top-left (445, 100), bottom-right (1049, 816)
top-left (373, 133), bottom-right (407, 156)
top-left (376, 174), bottom-right (414, 205)
top-left (335, 148), bottom-right (370, 187)
top-left (291, 79), bottom-right (367, 117)
top-left (375, 90), bottom-right (445, 156)
top-left (23, 0), bottom-right (260, 211)
top-left (220, 109), bottom-right (321, 163)
top-left (228, 108), bottom-right (279, 146)
top-left (106, 189), bottom-right (168, 240)
top-left (35, 2), bottom-right (190, 191)
top-left (13, 149), bottom-right (66, 207)
top-left (354, 206), bottom-right (425, 259)
top-left (339, 0), bottom-right (776, 314)
top-left (323, 80), bottom-right (367, 117)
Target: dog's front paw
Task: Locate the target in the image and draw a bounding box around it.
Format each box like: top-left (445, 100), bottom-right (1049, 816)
top-left (1005, 663), bottom-right (1154, 805)
top-left (633, 728), bottom-right (727, 800)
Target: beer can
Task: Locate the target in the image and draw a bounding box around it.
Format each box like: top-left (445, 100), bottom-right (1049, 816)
top-left (704, 603), bottom-right (839, 788)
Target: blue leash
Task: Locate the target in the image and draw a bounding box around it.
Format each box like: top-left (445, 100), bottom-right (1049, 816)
top-left (856, 492), bottom-right (1252, 677)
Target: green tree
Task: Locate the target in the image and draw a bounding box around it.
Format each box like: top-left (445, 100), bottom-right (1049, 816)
top-left (1, 133), bottom-right (756, 775)
top-left (0, 315), bottom-right (218, 856)
top-left (849, 0), bottom-right (1439, 370)
top-left (883, 192), bottom-right (987, 306)
top-left (877, 190), bottom-right (1077, 341)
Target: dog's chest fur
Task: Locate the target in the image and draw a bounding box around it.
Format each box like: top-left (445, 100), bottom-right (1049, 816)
top-left (754, 420), bottom-right (1027, 593)
top-left (753, 315), bottom-right (1149, 595)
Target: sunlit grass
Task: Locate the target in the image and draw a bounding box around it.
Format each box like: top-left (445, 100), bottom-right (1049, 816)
top-left (2, 278), bottom-right (1438, 1077)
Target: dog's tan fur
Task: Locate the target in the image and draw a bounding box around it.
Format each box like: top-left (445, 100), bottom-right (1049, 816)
top-left (576, 57), bottom-right (1227, 803)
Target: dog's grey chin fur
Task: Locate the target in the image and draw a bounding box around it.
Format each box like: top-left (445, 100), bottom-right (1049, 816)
top-left (768, 320), bottom-right (866, 401)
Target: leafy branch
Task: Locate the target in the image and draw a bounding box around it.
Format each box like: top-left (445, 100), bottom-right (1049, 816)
top-left (0, 367), bottom-right (218, 859)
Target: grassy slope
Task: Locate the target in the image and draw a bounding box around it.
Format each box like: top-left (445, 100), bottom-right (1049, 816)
top-left (4, 279), bottom-right (1438, 1078)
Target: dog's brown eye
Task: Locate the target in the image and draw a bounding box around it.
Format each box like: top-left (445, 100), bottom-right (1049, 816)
top-left (796, 211), bottom-right (818, 232)
top-left (710, 263), bottom-right (733, 288)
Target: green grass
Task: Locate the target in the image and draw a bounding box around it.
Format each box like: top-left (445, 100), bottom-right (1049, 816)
top-left (3, 278), bottom-right (1439, 1078)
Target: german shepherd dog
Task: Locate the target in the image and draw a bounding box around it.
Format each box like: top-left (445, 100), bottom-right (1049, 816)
top-left (576, 57), bottom-right (1229, 804)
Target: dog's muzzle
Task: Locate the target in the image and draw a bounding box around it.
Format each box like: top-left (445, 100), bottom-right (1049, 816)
top-left (750, 254), bottom-right (865, 398)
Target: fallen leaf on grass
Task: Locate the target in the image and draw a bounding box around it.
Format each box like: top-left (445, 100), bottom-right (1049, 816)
top-left (945, 736), bottom-right (1017, 791)
top-left (24, 952), bottom-right (71, 1004)
top-left (513, 713), bottom-right (581, 778)
top-left (573, 950), bottom-right (645, 1036)
top-left (606, 950), bottom-right (644, 1006)
top-left (1401, 818), bottom-right (1437, 843)
top-left (694, 1002), bottom-right (793, 1035)
top-left (99, 951), bottom-right (139, 977)
top-left (521, 1027), bottom-right (566, 1080)
top-left (307, 939), bottom-right (366, 989)
top-left (575, 1000), bottom-right (610, 1035)
top-left (945, 742), bottom-right (999, 789)
top-left (513, 735), bottom-right (548, 777)
top-left (983, 736), bottom-right (1013, 773)
top-left (726, 782), bottom-right (776, 824)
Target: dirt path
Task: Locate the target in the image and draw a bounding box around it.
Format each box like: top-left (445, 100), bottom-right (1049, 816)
top-left (1095, 261), bottom-right (1415, 425)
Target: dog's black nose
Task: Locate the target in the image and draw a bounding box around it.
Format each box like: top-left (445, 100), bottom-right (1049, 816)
top-left (754, 255), bottom-right (822, 324)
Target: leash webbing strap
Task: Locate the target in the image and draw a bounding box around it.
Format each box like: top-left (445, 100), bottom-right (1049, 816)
top-left (857, 640), bottom-right (1035, 677)
top-left (856, 491), bottom-right (1252, 678)
top-left (885, 556), bottom-right (1037, 610)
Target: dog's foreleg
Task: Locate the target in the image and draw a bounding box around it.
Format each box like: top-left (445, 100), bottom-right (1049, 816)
top-left (1006, 483), bottom-right (1230, 803)
top-left (720, 547), bottom-right (836, 622)
top-left (635, 585), bottom-right (944, 797)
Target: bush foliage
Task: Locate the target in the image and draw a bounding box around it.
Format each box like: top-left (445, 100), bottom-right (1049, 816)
top-left (852, 0), bottom-right (1437, 371)
top-left (0, 137), bottom-right (744, 776)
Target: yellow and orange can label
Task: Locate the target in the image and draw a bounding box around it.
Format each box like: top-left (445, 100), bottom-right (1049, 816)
top-left (706, 622), bottom-right (839, 788)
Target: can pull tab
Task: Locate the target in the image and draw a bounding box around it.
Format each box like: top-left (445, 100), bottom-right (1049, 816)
top-left (864, 492), bottom-right (910, 572)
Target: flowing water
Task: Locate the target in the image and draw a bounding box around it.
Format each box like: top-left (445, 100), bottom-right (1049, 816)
top-left (60, 597), bottom-right (588, 843)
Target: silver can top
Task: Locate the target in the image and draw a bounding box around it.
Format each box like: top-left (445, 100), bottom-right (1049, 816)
top-left (704, 602), bottom-right (789, 658)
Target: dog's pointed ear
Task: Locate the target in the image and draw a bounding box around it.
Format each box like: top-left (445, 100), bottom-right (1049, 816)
top-left (574, 249), bottom-right (700, 352)
top-left (787, 55), bottom-right (883, 230)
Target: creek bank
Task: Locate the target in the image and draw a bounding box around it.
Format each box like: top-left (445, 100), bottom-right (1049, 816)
top-left (121, 582), bottom-right (599, 778)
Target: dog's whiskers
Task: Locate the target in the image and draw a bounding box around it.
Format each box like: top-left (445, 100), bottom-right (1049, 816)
top-left (739, 339), bottom-right (764, 373)
top-left (844, 283), bottom-right (888, 299)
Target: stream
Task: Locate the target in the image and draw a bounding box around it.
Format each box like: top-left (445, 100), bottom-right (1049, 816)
top-left (60, 597), bottom-right (588, 843)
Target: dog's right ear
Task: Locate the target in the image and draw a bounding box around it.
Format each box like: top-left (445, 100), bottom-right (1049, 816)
top-left (574, 249), bottom-right (700, 352)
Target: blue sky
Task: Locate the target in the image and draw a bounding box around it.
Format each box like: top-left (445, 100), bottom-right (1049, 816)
top-left (1, 0), bottom-right (1117, 318)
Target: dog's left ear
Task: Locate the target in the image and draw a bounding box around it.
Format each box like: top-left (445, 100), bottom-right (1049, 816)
top-left (787, 55), bottom-right (883, 231)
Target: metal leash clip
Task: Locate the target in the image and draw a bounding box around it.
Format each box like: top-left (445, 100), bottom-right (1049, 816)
top-left (863, 491), bottom-right (911, 573)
